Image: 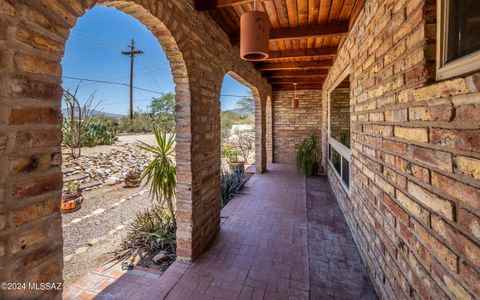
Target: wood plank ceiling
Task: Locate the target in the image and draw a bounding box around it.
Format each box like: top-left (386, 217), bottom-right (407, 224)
top-left (196, 0), bottom-right (364, 91)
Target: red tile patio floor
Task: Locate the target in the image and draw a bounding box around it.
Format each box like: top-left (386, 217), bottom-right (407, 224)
top-left (63, 164), bottom-right (376, 299)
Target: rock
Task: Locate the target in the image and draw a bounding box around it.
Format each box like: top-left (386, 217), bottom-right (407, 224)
top-left (87, 239), bottom-right (99, 246)
top-left (71, 218), bottom-right (82, 224)
top-left (92, 208), bottom-right (105, 215)
top-left (64, 254), bottom-right (73, 262)
top-left (153, 251), bottom-right (169, 263)
top-left (105, 176), bottom-right (119, 186)
top-left (75, 246), bottom-right (88, 254)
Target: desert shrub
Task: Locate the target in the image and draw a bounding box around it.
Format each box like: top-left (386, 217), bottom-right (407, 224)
top-left (296, 131), bottom-right (319, 176)
top-left (118, 205), bottom-right (176, 263)
top-left (62, 119), bottom-right (117, 147)
top-left (221, 171), bottom-right (245, 207)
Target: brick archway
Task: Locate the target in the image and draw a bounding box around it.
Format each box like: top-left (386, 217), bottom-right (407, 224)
top-left (0, 1), bottom-right (192, 297)
top-left (225, 71), bottom-right (267, 173)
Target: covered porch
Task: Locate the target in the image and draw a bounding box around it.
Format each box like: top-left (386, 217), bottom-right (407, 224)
top-left (63, 164), bottom-right (376, 299)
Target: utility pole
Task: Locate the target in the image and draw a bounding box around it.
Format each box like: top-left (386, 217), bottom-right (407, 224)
top-left (122, 39), bottom-right (143, 120)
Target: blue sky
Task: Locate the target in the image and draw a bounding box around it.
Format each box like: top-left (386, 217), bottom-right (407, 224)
top-left (61, 6), bottom-right (251, 115)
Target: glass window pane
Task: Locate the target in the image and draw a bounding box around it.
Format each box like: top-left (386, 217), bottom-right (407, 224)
top-left (329, 77), bottom-right (350, 149)
top-left (331, 147), bottom-right (341, 175)
top-left (342, 157), bottom-right (350, 187)
top-left (446, 0), bottom-right (480, 63)
top-left (329, 144), bottom-right (332, 161)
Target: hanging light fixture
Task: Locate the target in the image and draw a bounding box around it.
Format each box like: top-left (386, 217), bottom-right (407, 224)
top-left (292, 83), bottom-right (299, 108)
top-left (240, 0), bottom-right (270, 61)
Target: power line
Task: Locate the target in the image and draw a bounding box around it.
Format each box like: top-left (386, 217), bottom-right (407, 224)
top-left (63, 76), bottom-right (164, 95)
top-left (63, 76), bottom-right (253, 98)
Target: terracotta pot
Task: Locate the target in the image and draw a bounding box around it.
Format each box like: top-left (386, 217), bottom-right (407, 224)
top-left (229, 162), bottom-right (245, 175)
top-left (292, 97), bottom-right (299, 108)
top-left (240, 11), bottom-right (270, 61)
top-left (61, 192), bottom-right (84, 213)
top-left (125, 173), bottom-right (141, 188)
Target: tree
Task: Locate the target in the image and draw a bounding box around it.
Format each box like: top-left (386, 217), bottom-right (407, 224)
top-left (150, 93), bottom-right (175, 131)
top-left (150, 93), bottom-right (175, 115)
top-left (235, 96), bottom-right (255, 116)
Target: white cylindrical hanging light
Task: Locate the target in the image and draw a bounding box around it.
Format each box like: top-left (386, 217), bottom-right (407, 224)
top-left (240, 0), bottom-right (270, 61)
top-left (292, 83), bottom-right (299, 108)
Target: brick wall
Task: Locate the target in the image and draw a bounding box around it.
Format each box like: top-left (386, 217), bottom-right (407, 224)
top-left (323, 0), bottom-right (480, 299)
top-left (272, 89), bottom-right (322, 164)
top-left (330, 88), bottom-right (350, 144)
top-left (0, 0), bottom-right (270, 297)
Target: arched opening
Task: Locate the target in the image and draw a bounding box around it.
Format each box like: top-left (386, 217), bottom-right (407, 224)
top-left (59, 4), bottom-right (186, 286)
top-left (219, 72), bottom-right (259, 208)
top-left (7, 0), bottom-right (192, 293)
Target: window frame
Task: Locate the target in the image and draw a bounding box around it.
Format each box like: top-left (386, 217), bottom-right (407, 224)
top-left (327, 68), bottom-right (351, 194)
top-left (436, 0), bottom-right (480, 80)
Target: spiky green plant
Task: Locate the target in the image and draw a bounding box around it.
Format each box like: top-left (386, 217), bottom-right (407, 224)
top-left (296, 131), bottom-right (319, 177)
top-left (220, 171), bottom-right (245, 207)
top-left (137, 127), bottom-right (176, 227)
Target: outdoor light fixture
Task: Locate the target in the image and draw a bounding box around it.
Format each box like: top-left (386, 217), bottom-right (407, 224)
top-left (240, 0), bottom-right (270, 61)
top-left (292, 83), bottom-right (299, 108)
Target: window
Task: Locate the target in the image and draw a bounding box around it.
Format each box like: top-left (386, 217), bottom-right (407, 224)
top-left (437, 0), bottom-right (480, 80)
top-left (328, 70), bottom-right (351, 191)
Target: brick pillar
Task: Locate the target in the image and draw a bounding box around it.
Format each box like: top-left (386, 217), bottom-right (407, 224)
top-left (255, 93), bottom-right (267, 173)
top-left (266, 96), bottom-right (273, 164)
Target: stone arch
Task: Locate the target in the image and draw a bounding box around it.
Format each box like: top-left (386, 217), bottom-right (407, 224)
top-left (0, 0), bottom-right (193, 295)
top-left (223, 71), bottom-right (265, 173)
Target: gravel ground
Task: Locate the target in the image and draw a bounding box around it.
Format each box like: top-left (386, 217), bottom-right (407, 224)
top-left (62, 182), bottom-right (155, 286)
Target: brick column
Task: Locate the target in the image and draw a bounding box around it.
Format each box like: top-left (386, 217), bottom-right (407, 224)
top-left (255, 93), bottom-right (267, 173)
top-left (266, 96), bottom-right (273, 164)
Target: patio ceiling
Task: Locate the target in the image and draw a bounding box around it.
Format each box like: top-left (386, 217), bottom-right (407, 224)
top-left (196, 0), bottom-right (364, 90)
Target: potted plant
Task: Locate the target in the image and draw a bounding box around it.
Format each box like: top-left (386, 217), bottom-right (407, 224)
top-left (296, 131), bottom-right (319, 177)
top-left (61, 182), bottom-right (84, 213)
top-left (125, 165), bottom-right (142, 188)
top-left (223, 144), bottom-right (245, 175)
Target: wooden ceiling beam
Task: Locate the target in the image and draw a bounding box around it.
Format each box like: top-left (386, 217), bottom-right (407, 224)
top-left (272, 83), bottom-right (324, 91)
top-left (256, 60), bottom-right (332, 71)
top-left (268, 78), bottom-right (325, 84)
top-left (195, 0), bottom-right (265, 11)
top-left (270, 22), bottom-right (348, 42)
top-left (267, 47), bottom-right (337, 60)
top-left (262, 69), bottom-right (328, 78)
top-left (231, 22), bottom-right (349, 44)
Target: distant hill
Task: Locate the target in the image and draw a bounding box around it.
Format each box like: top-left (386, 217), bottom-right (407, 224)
top-left (61, 109), bottom-right (124, 118)
top-left (222, 108), bottom-right (253, 117)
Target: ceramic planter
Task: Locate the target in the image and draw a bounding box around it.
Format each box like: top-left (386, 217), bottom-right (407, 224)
top-left (125, 173), bottom-right (141, 188)
top-left (229, 162), bottom-right (245, 175)
top-left (61, 192), bottom-right (84, 213)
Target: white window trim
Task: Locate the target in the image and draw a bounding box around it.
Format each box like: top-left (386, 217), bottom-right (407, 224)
top-left (436, 0), bottom-right (480, 80)
top-left (327, 68), bottom-right (351, 194)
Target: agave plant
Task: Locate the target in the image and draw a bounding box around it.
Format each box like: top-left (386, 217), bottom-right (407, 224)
top-left (137, 127), bottom-right (177, 227)
top-left (220, 171), bottom-right (245, 207)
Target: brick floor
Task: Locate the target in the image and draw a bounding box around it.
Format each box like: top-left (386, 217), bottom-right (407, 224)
top-left (63, 164), bottom-right (376, 299)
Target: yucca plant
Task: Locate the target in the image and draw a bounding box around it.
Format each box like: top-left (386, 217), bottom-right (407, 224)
top-left (296, 131), bottom-right (319, 177)
top-left (137, 127), bottom-right (177, 227)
